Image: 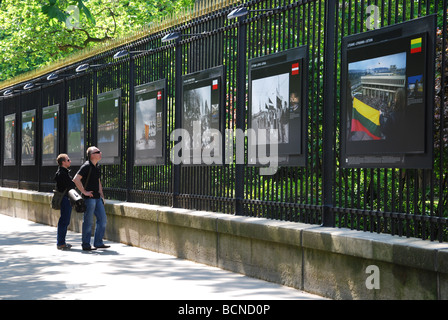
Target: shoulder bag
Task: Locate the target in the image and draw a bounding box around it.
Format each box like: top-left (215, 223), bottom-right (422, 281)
top-left (51, 188), bottom-right (67, 210)
top-left (69, 166), bottom-right (93, 212)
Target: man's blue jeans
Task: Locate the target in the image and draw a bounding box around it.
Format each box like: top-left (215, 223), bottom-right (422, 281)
top-left (82, 198), bottom-right (107, 249)
top-left (57, 196), bottom-right (72, 246)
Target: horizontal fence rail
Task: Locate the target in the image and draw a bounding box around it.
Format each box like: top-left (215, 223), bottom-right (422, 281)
top-left (0, 0), bottom-right (447, 242)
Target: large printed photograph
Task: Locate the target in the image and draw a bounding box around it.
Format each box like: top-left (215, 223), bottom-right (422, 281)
top-left (42, 104), bottom-right (59, 166)
top-left (134, 80), bottom-right (166, 165)
top-left (341, 15), bottom-right (436, 168)
top-left (251, 72), bottom-right (291, 145)
top-left (97, 89), bottom-right (121, 165)
top-left (21, 109), bottom-right (36, 166)
top-left (3, 113), bottom-right (16, 166)
top-left (248, 46), bottom-right (308, 167)
top-left (346, 49), bottom-right (424, 153)
top-left (67, 98), bottom-right (86, 166)
top-left (182, 66), bottom-right (223, 165)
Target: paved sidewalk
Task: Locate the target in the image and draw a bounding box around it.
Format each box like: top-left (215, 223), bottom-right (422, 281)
top-left (0, 214), bottom-right (326, 300)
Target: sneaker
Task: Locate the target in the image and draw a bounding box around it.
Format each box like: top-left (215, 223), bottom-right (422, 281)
top-left (57, 244), bottom-right (72, 250)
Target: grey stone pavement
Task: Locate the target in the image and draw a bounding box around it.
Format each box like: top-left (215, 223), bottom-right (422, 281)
top-left (0, 214), bottom-right (326, 301)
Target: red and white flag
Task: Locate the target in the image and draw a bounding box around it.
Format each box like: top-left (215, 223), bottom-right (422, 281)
top-left (291, 63), bottom-right (299, 75)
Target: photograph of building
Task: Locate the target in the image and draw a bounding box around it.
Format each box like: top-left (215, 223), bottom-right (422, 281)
top-left (348, 52), bottom-right (406, 142)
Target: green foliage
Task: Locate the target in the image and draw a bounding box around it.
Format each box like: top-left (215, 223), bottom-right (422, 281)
top-left (41, 0), bottom-right (70, 23)
top-left (0, 0), bottom-right (195, 81)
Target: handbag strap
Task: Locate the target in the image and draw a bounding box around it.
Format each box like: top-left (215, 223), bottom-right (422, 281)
top-left (54, 188), bottom-right (68, 196)
top-left (83, 166), bottom-right (93, 189)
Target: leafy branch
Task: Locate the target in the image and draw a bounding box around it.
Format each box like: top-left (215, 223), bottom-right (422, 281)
top-left (41, 0), bottom-right (116, 51)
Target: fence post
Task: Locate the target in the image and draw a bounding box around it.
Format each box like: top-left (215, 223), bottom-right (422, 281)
top-left (61, 78), bottom-right (67, 155)
top-left (37, 86), bottom-right (43, 192)
top-left (235, 16), bottom-right (247, 215)
top-left (0, 98), bottom-right (2, 186)
top-left (173, 38), bottom-right (182, 208)
top-left (322, 0), bottom-right (336, 227)
top-left (126, 57), bottom-right (135, 202)
top-left (92, 71), bottom-right (98, 147)
top-left (18, 92), bottom-right (22, 189)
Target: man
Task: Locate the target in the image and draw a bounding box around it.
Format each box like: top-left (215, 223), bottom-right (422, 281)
top-left (54, 154), bottom-right (76, 250)
top-left (73, 146), bottom-right (110, 251)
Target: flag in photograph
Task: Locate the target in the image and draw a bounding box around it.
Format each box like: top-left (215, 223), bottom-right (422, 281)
top-left (157, 91), bottom-right (162, 100)
top-left (212, 79), bottom-right (218, 90)
top-left (410, 37), bottom-right (422, 54)
top-left (351, 97), bottom-right (381, 140)
top-left (291, 63), bottom-right (299, 75)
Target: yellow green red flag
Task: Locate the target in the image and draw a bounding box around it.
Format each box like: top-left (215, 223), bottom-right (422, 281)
top-left (351, 97), bottom-right (381, 140)
top-left (410, 37), bottom-right (422, 54)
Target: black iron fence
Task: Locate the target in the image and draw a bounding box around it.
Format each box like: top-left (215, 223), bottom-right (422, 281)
top-left (0, 0), bottom-right (447, 242)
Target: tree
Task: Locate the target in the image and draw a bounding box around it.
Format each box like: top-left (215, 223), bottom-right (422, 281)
top-left (0, 0), bottom-right (194, 81)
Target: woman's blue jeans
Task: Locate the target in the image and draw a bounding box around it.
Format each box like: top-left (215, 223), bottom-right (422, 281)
top-left (57, 196), bottom-right (72, 246)
top-left (82, 198), bottom-right (107, 249)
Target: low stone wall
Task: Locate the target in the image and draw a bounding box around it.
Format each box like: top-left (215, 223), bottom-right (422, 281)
top-left (1, 187), bottom-right (447, 300)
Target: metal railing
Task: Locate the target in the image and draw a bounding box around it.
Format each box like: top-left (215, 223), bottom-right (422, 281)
top-left (0, 0), bottom-right (447, 242)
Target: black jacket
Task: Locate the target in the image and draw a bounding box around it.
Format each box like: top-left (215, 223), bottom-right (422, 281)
top-left (54, 167), bottom-right (76, 193)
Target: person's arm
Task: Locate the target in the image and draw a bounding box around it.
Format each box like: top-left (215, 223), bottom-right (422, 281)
top-left (73, 174), bottom-right (93, 198)
top-left (99, 179), bottom-right (104, 200)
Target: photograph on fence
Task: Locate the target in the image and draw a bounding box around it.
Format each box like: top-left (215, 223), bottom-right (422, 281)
top-left (67, 98), bottom-right (86, 166)
top-left (341, 15), bottom-right (436, 168)
top-left (21, 109), bottom-right (36, 166)
top-left (134, 79), bottom-right (166, 166)
top-left (3, 113), bottom-right (16, 166)
top-left (248, 46), bottom-right (308, 167)
top-left (181, 66), bottom-right (224, 165)
top-left (41, 104), bottom-right (59, 166)
top-left (97, 89), bottom-right (121, 165)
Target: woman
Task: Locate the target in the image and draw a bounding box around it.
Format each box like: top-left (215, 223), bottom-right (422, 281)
top-left (54, 154), bottom-right (76, 250)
